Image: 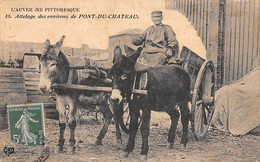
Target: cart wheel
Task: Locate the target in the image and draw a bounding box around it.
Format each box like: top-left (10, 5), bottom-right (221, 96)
top-left (76, 108), bottom-right (90, 125)
top-left (191, 60), bottom-right (215, 140)
top-left (121, 102), bottom-right (142, 133)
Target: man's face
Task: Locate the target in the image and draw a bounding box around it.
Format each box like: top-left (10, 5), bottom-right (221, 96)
top-left (151, 15), bottom-right (162, 25)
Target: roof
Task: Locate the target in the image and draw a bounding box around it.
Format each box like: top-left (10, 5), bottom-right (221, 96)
top-left (109, 28), bottom-right (143, 38)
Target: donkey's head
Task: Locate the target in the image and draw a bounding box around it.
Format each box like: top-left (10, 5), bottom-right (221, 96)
top-left (109, 47), bottom-right (142, 105)
top-left (39, 35), bottom-right (69, 94)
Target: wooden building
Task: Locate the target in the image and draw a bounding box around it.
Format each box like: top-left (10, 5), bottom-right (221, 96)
top-left (108, 29), bottom-right (143, 61)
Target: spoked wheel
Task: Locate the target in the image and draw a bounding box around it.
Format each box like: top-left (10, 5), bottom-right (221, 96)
top-left (120, 102), bottom-right (142, 133)
top-left (191, 60), bottom-right (215, 141)
top-left (76, 108), bottom-right (90, 125)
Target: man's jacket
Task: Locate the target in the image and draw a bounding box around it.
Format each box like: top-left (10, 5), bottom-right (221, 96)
top-left (133, 23), bottom-right (179, 56)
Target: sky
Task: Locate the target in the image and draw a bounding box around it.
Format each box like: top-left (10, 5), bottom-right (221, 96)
top-left (0, 0), bottom-right (206, 58)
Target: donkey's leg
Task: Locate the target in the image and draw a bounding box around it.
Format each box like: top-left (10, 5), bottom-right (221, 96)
top-left (56, 96), bottom-right (67, 153)
top-left (180, 101), bottom-right (190, 148)
top-left (123, 102), bottom-right (139, 157)
top-left (166, 106), bottom-right (180, 149)
top-left (140, 109), bottom-right (151, 160)
top-left (67, 97), bottom-right (77, 154)
top-left (113, 102), bottom-right (124, 144)
top-left (115, 123), bottom-right (122, 144)
top-left (95, 103), bottom-right (113, 145)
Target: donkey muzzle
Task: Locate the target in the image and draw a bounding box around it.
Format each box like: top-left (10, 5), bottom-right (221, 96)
top-left (110, 89), bottom-right (123, 105)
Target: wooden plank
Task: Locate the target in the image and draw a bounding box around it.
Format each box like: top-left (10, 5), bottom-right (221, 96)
top-left (206, 0), bottom-right (219, 75)
top-left (24, 78), bottom-right (40, 82)
top-left (68, 57), bottom-right (112, 70)
top-left (229, 0), bottom-right (235, 82)
top-left (184, 0), bottom-right (186, 14)
top-left (179, 0), bottom-right (181, 10)
top-left (0, 78), bottom-right (24, 83)
top-left (181, 0), bottom-right (185, 15)
top-left (25, 87), bottom-right (40, 91)
top-left (23, 69), bottom-right (41, 73)
top-left (25, 83), bottom-right (39, 87)
top-left (174, 0), bottom-right (178, 9)
top-left (195, 0), bottom-right (198, 31)
top-left (191, 0), bottom-right (195, 24)
top-left (188, 0), bottom-right (192, 20)
top-left (242, 0), bottom-right (250, 76)
top-left (0, 82), bottom-right (25, 89)
top-left (23, 73), bottom-right (40, 78)
top-left (186, 0), bottom-right (189, 18)
top-left (201, 0), bottom-right (204, 41)
top-left (26, 91), bottom-right (43, 95)
top-left (238, 0), bottom-right (245, 79)
top-left (252, 0), bottom-right (259, 70)
top-left (223, 0), bottom-right (231, 84)
top-left (247, 0), bottom-right (254, 72)
top-left (51, 83), bottom-right (148, 95)
top-left (204, 0), bottom-right (209, 48)
top-left (0, 89), bottom-right (26, 93)
top-left (256, 0), bottom-right (260, 68)
top-left (187, 0), bottom-right (190, 19)
top-left (180, 0), bottom-right (183, 13)
top-left (233, 1), bottom-right (240, 81)
top-left (198, 0), bottom-right (202, 36)
top-left (165, 0), bottom-right (170, 9)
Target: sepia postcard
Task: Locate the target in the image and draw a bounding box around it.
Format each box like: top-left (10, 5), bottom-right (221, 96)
top-left (0, 0), bottom-right (259, 161)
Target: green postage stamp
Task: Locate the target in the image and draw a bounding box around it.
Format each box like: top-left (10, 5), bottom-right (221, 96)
top-left (7, 104), bottom-right (45, 146)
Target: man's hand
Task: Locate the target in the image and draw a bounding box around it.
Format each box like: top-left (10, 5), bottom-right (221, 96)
top-left (132, 36), bottom-right (144, 46)
top-left (165, 48), bottom-right (173, 58)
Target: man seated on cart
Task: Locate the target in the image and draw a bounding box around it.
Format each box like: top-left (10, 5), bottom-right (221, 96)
top-left (132, 10), bottom-right (180, 66)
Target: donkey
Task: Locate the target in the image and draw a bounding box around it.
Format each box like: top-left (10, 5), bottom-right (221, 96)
top-left (39, 35), bottom-right (125, 154)
top-left (109, 47), bottom-right (191, 160)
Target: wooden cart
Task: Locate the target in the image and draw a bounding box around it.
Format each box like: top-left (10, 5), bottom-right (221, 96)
top-left (178, 46), bottom-right (215, 140)
top-left (52, 46), bottom-right (215, 139)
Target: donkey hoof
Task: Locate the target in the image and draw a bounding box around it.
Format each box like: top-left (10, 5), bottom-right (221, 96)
top-left (67, 146), bottom-right (75, 155)
top-left (139, 155), bottom-right (147, 161)
top-left (117, 139), bottom-right (122, 144)
top-left (167, 143), bottom-right (174, 149)
top-left (121, 152), bottom-right (130, 158)
top-left (94, 140), bottom-right (103, 146)
top-left (180, 144), bottom-right (186, 150)
top-left (54, 146), bottom-right (63, 154)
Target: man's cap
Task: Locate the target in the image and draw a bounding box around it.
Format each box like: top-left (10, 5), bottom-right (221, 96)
top-left (151, 11), bottom-right (162, 16)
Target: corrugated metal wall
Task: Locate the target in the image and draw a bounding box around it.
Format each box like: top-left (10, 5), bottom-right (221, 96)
top-left (223, 0), bottom-right (259, 84)
top-left (165, 0), bottom-right (259, 87)
top-left (166, 0), bottom-right (211, 49)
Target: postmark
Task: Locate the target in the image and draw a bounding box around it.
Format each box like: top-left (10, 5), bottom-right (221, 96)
top-left (3, 146), bottom-right (15, 156)
top-left (7, 104), bottom-right (45, 146)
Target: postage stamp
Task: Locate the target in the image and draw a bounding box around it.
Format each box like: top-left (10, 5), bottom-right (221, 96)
top-left (7, 104), bottom-right (45, 146)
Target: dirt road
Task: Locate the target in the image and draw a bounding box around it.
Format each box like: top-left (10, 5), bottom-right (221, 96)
top-left (0, 112), bottom-right (259, 161)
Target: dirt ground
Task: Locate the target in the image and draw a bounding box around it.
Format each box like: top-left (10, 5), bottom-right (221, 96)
top-left (0, 112), bottom-right (259, 162)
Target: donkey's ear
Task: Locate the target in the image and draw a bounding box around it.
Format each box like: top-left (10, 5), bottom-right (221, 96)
top-left (113, 46), bottom-right (122, 63)
top-left (54, 35), bottom-right (65, 54)
top-left (129, 47), bottom-right (142, 62)
top-left (55, 35), bottom-right (65, 48)
top-left (43, 39), bottom-right (50, 49)
top-left (124, 45), bottom-right (135, 56)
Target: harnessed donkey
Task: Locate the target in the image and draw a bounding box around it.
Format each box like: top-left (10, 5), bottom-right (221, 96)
top-left (39, 36), bottom-right (125, 154)
top-left (109, 47), bottom-right (191, 160)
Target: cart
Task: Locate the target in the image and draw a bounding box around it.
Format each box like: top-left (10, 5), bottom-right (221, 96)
top-left (178, 46), bottom-right (215, 140)
top-left (52, 46), bottom-right (215, 139)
